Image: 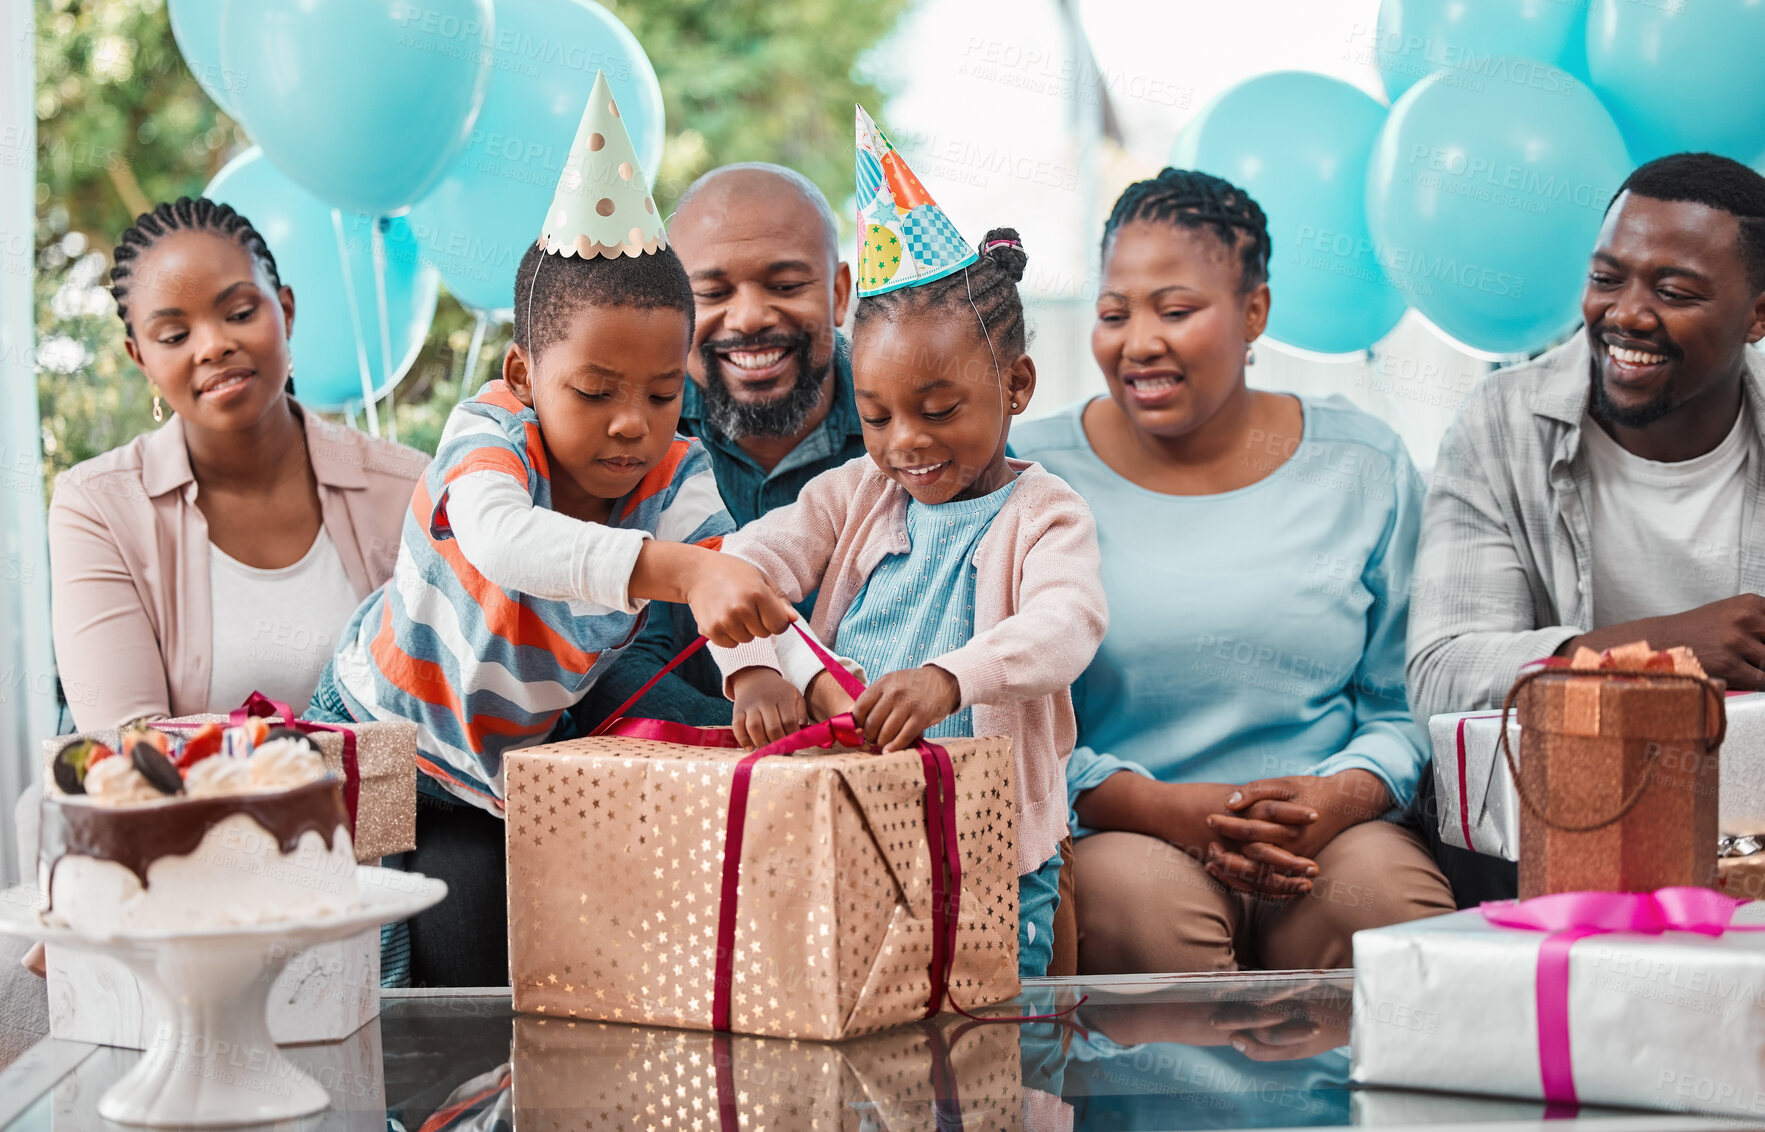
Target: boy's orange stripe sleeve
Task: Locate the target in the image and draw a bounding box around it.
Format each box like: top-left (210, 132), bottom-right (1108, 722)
top-left (409, 480), bottom-right (600, 674)
top-left (445, 448), bottom-right (528, 486)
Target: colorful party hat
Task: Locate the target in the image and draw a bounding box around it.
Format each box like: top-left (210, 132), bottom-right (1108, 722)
top-left (854, 104), bottom-right (977, 296)
top-left (539, 71), bottom-right (665, 259)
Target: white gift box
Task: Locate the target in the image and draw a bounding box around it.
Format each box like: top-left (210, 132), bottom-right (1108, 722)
top-left (1429, 691), bottom-right (1765, 859)
top-left (1427, 710), bottom-right (1523, 858)
top-left (45, 930), bottom-right (380, 1049)
top-left (1351, 904), bottom-right (1765, 1117)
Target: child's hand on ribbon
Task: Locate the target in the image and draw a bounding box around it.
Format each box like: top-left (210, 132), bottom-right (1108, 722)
top-left (728, 667), bottom-right (808, 749)
top-left (679, 554), bottom-right (798, 648)
top-left (805, 669), bottom-right (857, 723)
top-left (852, 665), bottom-right (961, 754)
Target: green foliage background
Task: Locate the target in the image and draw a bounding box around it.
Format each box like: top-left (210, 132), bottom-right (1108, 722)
top-left (32, 0), bottom-right (905, 482)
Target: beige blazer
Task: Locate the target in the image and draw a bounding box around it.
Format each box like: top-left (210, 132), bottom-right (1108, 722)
top-left (47, 407), bottom-right (430, 730)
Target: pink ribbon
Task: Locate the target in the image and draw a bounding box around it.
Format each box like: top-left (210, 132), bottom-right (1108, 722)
top-left (1481, 888), bottom-right (1758, 1104)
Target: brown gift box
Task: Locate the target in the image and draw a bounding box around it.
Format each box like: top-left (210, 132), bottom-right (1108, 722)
top-left (511, 1012), bottom-right (1022, 1131)
top-left (506, 734), bottom-right (1020, 1039)
top-left (42, 715), bottom-right (417, 862)
top-left (1507, 666), bottom-right (1724, 897)
top-left (1718, 854), bottom-right (1765, 901)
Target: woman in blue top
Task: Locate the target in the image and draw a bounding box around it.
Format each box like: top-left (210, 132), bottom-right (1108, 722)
top-left (1012, 169), bottom-right (1452, 973)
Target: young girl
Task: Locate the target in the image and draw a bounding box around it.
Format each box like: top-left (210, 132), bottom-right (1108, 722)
top-left (709, 228), bottom-right (1108, 978)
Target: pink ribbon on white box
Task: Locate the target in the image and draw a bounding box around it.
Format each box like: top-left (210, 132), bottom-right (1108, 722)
top-left (1481, 888), bottom-right (1765, 1105)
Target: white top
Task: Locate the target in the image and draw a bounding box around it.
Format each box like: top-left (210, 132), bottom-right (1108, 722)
top-left (208, 528), bottom-right (362, 714)
top-left (1582, 405), bottom-right (1751, 629)
top-left (444, 471), bottom-right (652, 613)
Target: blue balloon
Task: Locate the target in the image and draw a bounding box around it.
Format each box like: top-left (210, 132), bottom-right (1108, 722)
top-left (1171, 72), bottom-right (1404, 356)
top-left (405, 0), bottom-right (664, 314)
top-left (1368, 65), bottom-right (1633, 356)
top-left (168, 0), bottom-right (241, 118)
top-left (205, 149), bottom-right (440, 410)
top-left (1588, 0), bottom-right (1765, 165)
top-left (1374, 0), bottom-right (1588, 103)
top-left (221, 0), bottom-right (494, 216)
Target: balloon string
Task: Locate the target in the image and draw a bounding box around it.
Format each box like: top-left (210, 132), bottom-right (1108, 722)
top-left (457, 309), bottom-right (492, 402)
top-left (371, 221), bottom-right (398, 442)
top-left (332, 209), bottom-right (381, 436)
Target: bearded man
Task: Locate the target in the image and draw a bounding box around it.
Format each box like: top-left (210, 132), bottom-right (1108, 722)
top-left (582, 164), bottom-right (862, 725)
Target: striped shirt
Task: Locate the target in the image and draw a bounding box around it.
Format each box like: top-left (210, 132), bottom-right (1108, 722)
top-left (331, 381), bottom-right (731, 813)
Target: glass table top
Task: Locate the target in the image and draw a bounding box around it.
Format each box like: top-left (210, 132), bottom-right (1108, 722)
top-left (2, 972), bottom-right (1759, 1131)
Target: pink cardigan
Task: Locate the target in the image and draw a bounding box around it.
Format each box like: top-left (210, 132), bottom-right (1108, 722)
top-left (48, 408), bottom-right (429, 730)
top-left (715, 456), bottom-right (1108, 874)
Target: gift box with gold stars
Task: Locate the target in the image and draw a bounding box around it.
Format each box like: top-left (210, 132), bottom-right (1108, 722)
top-left (510, 1011), bottom-right (1023, 1131)
top-left (505, 734), bottom-right (1020, 1039)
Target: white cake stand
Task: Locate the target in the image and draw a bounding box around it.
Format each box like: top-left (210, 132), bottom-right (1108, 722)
top-left (0, 866), bottom-right (445, 1128)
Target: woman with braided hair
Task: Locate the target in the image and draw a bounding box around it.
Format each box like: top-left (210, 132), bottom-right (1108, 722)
top-left (1013, 169), bottom-right (1453, 974)
top-left (48, 196), bottom-right (429, 728)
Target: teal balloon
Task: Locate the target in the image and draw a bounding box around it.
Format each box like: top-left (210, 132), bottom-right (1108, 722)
top-left (1171, 72), bottom-right (1403, 356)
top-left (407, 0), bottom-right (663, 315)
top-left (1368, 66), bottom-right (1633, 356)
top-left (168, 0), bottom-right (240, 118)
top-left (1587, 0), bottom-right (1765, 165)
top-left (221, 0), bottom-right (493, 215)
top-left (205, 149), bottom-right (440, 410)
top-left (1374, 0), bottom-right (1588, 103)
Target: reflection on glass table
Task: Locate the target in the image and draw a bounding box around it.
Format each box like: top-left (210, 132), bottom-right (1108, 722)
top-left (2, 972), bottom-right (1760, 1131)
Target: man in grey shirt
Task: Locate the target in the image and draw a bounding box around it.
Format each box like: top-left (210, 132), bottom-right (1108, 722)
top-left (1407, 153), bottom-right (1765, 900)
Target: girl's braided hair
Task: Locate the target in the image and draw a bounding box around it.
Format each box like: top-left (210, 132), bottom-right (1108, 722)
top-left (854, 226), bottom-right (1031, 358)
top-left (1101, 168), bottom-right (1269, 293)
top-left (110, 196), bottom-right (284, 337)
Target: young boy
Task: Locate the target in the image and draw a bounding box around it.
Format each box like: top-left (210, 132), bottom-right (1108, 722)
top-left (305, 74), bottom-right (793, 985)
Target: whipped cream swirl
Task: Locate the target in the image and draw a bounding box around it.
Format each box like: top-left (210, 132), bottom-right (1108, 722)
top-left (83, 757), bottom-right (166, 805)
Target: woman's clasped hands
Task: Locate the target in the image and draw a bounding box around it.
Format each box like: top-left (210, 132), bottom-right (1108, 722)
top-left (1202, 770), bottom-right (1391, 898)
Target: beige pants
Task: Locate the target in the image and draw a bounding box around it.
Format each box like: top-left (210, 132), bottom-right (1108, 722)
top-left (1074, 819), bottom-right (1454, 973)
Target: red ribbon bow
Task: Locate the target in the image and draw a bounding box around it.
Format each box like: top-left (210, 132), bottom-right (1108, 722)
top-left (156, 692), bottom-right (361, 835)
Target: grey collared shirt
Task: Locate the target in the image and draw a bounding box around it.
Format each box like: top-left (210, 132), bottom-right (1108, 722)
top-left (1406, 333), bottom-right (1765, 719)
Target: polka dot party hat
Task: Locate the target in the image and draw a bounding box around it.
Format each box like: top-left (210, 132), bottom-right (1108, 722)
top-left (539, 70), bottom-right (665, 259)
top-left (855, 103), bottom-right (977, 297)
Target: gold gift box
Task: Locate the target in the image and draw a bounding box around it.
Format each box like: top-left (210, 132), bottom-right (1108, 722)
top-left (1512, 653), bottom-right (1722, 898)
top-left (43, 716), bottom-right (417, 862)
top-left (511, 1013), bottom-right (1023, 1132)
top-left (506, 734), bottom-right (1020, 1039)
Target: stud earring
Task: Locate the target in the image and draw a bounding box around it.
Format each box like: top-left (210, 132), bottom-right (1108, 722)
top-left (1010, 400), bottom-right (1019, 410)
top-left (151, 386), bottom-right (164, 423)
top-left (1245, 344), bottom-right (1256, 367)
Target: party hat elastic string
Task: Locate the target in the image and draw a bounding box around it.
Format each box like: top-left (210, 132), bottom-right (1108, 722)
top-left (963, 266), bottom-right (1008, 412)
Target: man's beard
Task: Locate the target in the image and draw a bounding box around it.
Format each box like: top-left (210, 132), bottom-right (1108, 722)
top-left (699, 331), bottom-right (830, 440)
top-left (1587, 332), bottom-right (1683, 430)
top-left (1589, 373), bottom-right (1678, 429)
